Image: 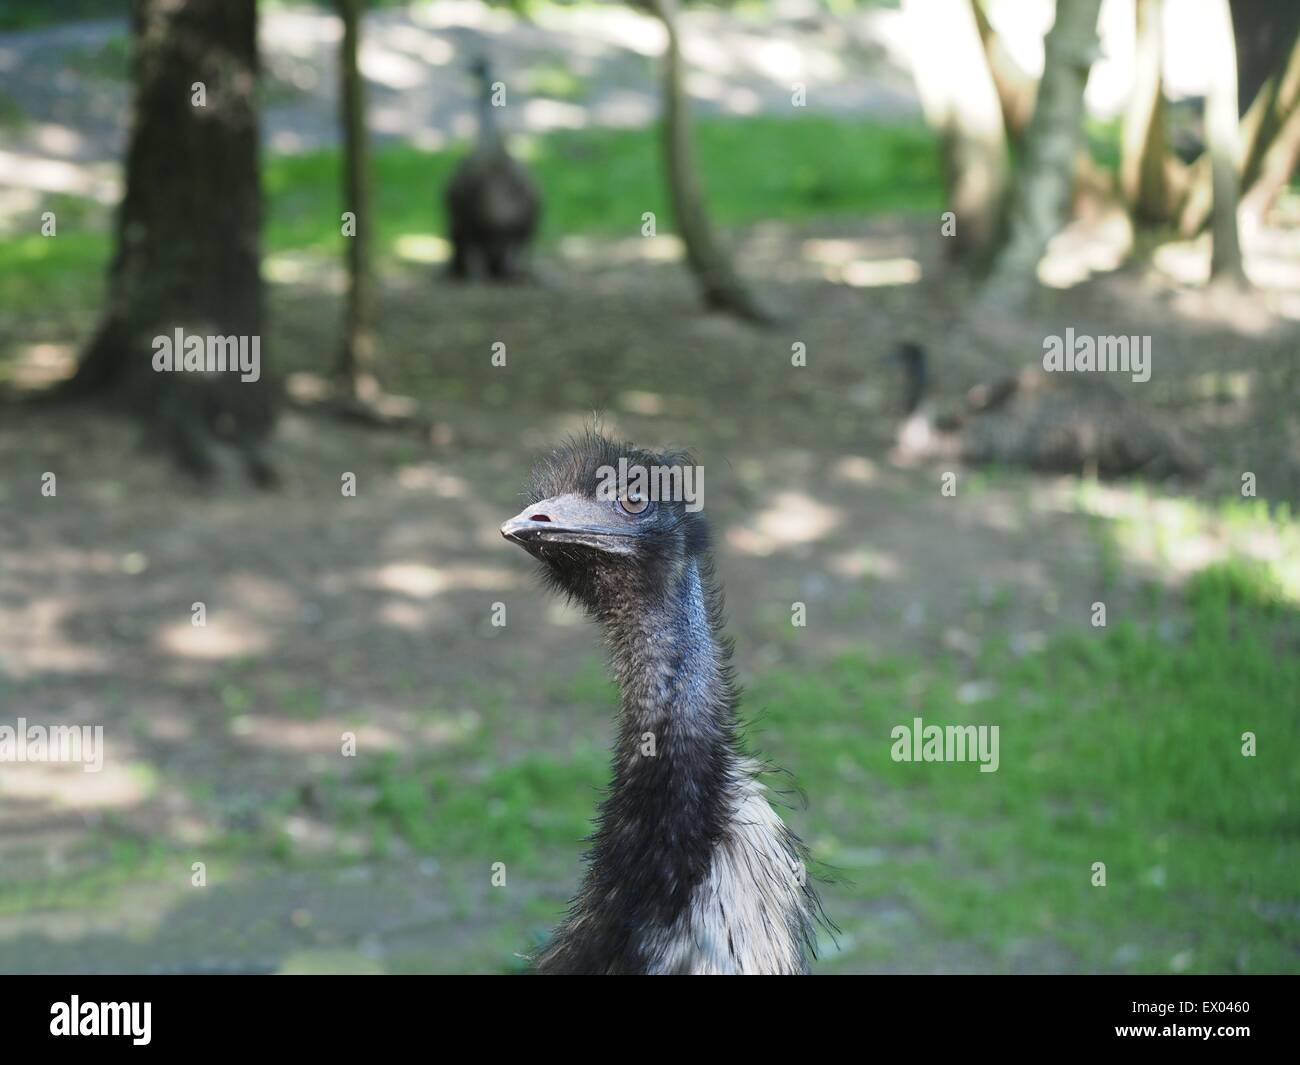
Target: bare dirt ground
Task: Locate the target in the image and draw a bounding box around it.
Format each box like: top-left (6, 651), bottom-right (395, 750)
top-left (1, 211), bottom-right (1297, 972)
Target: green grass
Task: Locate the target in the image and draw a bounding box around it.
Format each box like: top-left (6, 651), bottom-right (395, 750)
top-left (58, 32), bottom-right (131, 81)
top-left (0, 89), bottom-right (26, 131)
top-left (755, 580), bottom-right (1299, 973)
top-left (0, 116), bottom-right (941, 318)
top-left (351, 746), bottom-right (607, 861)
top-left (267, 115), bottom-right (940, 249)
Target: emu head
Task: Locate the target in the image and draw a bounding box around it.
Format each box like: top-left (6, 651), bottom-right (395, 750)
top-left (501, 431), bottom-right (710, 613)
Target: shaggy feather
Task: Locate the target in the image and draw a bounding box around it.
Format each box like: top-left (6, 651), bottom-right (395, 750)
top-left (510, 431), bottom-right (825, 974)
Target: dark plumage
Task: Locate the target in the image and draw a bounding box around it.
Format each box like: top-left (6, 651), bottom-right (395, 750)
top-left (501, 431), bottom-right (824, 974)
top-left (444, 57), bottom-right (540, 281)
top-left (892, 341), bottom-right (1204, 478)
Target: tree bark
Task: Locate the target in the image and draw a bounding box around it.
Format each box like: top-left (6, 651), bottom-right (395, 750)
top-left (906, 0), bottom-right (1010, 261)
top-left (1121, 0), bottom-right (1170, 224)
top-left (335, 0), bottom-right (377, 398)
top-left (66, 0), bottom-right (274, 484)
top-left (982, 0), bottom-right (1103, 307)
top-left (647, 0), bottom-right (769, 322)
top-left (1205, 0), bottom-right (1247, 283)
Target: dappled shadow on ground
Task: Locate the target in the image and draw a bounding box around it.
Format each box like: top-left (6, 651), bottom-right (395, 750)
top-left (0, 216), bottom-right (1297, 973)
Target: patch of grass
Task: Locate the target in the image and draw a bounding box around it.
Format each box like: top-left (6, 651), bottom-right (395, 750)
top-left (271, 680), bottom-right (326, 719)
top-left (752, 572), bottom-right (1299, 974)
top-left (1185, 558), bottom-right (1286, 615)
top-left (0, 230), bottom-right (110, 323)
top-left (527, 60), bottom-right (588, 102)
top-left (1085, 115), bottom-right (1123, 175)
top-left (0, 116), bottom-right (940, 317)
top-left (332, 745), bottom-right (606, 866)
top-left (264, 115), bottom-right (940, 249)
top-left (59, 32), bottom-right (132, 82)
top-left (0, 89), bottom-right (26, 131)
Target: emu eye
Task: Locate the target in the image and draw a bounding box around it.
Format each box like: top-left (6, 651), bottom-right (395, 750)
top-left (618, 494), bottom-right (650, 516)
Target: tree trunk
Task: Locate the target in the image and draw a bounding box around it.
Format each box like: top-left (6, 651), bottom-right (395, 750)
top-left (906, 0), bottom-right (1010, 261)
top-left (973, 5), bottom-right (1117, 212)
top-left (1179, 23), bottom-right (1299, 236)
top-left (67, 0), bottom-right (274, 484)
top-left (1206, 0), bottom-right (1247, 283)
top-left (1231, 0), bottom-right (1300, 119)
top-left (335, 0), bottom-right (377, 399)
top-left (1121, 0), bottom-right (1170, 224)
top-left (982, 0), bottom-right (1103, 307)
top-left (647, 0), bottom-right (769, 322)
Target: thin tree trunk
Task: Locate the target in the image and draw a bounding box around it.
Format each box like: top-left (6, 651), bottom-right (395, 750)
top-left (336, 0), bottom-right (377, 398)
top-left (906, 0), bottom-right (1010, 261)
top-left (1240, 27), bottom-right (1300, 216)
top-left (1206, 0), bottom-right (1247, 283)
top-left (647, 0), bottom-right (769, 322)
top-left (64, 0), bottom-right (274, 484)
top-left (971, 0), bottom-right (1036, 145)
top-left (982, 0), bottom-right (1103, 307)
top-left (1121, 0), bottom-right (1170, 224)
top-left (1239, 88), bottom-right (1300, 229)
top-left (973, 5), bottom-right (1116, 210)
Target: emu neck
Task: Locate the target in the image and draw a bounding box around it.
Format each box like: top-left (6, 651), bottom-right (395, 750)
top-left (476, 85), bottom-right (503, 153)
top-left (568, 560), bottom-right (740, 968)
top-left (602, 560), bottom-right (735, 753)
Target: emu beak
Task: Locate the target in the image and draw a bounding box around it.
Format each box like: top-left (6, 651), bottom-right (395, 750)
top-left (501, 494), bottom-right (637, 555)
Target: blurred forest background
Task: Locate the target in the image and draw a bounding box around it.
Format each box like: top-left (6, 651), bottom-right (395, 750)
top-left (0, 0), bottom-right (1297, 974)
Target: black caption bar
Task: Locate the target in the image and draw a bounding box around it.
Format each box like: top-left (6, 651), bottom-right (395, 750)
top-left (1, 975), bottom-right (1291, 1051)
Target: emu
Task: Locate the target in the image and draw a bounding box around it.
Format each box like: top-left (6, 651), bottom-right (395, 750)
top-left (501, 432), bottom-right (823, 974)
top-left (444, 57), bottom-right (540, 281)
top-left (891, 341), bottom-right (1203, 478)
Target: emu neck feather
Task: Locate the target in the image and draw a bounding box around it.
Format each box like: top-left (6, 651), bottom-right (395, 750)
top-left (535, 562), bottom-right (813, 974)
